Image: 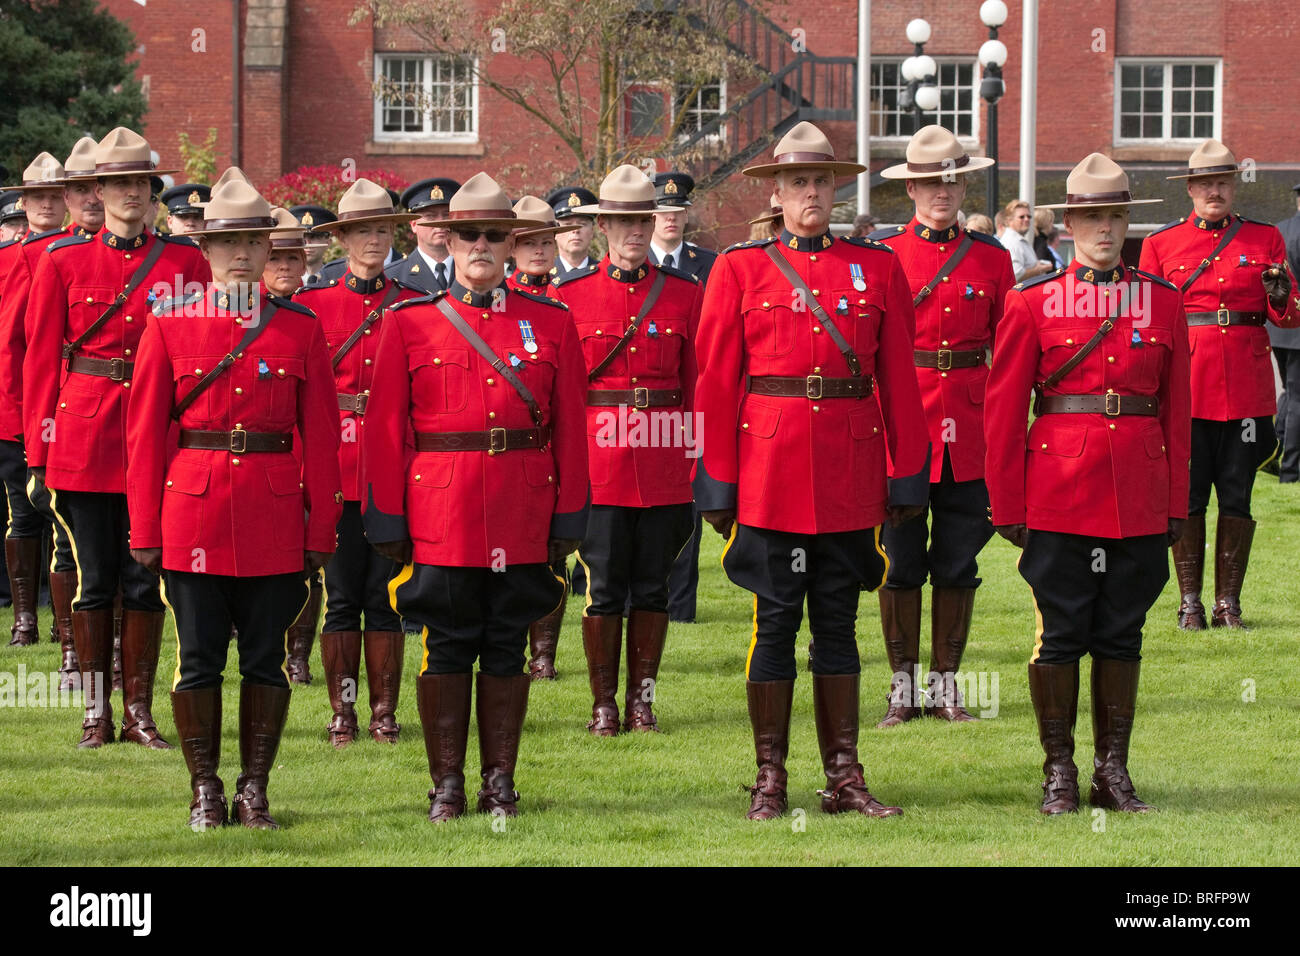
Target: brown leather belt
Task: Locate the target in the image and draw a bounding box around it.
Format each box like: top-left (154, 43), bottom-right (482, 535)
top-left (68, 356), bottom-right (134, 382)
top-left (178, 428), bottom-right (294, 453)
top-left (338, 392), bottom-right (368, 414)
top-left (1186, 310), bottom-right (1267, 327)
top-left (746, 375), bottom-right (873, 399)
top-left (914, 347), bottom-right (987, 369)
top-left (586, 387), bottom-right (682, 408)
top-left (1036, 394), bottom-right (1159, 417)
top-left (414, 426), bottom-right (551, 454)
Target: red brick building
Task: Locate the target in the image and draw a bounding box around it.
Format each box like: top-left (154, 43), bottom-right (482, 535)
top-left (100, 0), bottom-right (1300, 245)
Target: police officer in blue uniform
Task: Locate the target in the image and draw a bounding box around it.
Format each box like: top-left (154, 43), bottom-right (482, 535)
top-left (385, 177), bottom-right (460, 294)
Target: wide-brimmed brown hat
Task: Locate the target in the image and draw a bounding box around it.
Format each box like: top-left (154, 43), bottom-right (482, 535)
top-left (742, 121), bottom-right (866, 178)
top-left (90, 127), bottom-right (177, 178)
top-left (190, 180), bottom-right (277, 235)
top-left (268, 207), bottom-right (308, 249)
top-left (511, 195), bottom-right (581, 237)
top-left (416, 172), bottom-right (546, 230)
top-left (1166, 139), bottom-right (1249, 180)
top-left (748, 196), bottom-right (784, 226)
top-left (60, 138), bottom-right (100, 182)
top-left (1037, 153), bottom-right (1162, 209)
top-left (572, 165), bottom-right (683, 215)
top-left (7, 152), bottom-right (66, 190)
top-left (880, 125), bottom-right (996, 180)
top-left (313, 178), bottom-right (418, 232)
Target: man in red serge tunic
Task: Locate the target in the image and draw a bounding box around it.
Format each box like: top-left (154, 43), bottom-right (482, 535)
top-left (870, 125), bottom-right (1016, 727)
top-left (1139, 139), bottom-right (1300, 630)
top-left (695, 122), bottom-right (930, 821)
top-left (552, 165), bottom-right (702, 736)
top-left (362, 172), bottom-right (589, 822)
top-left (24, 128), bottom-right (211, 751)
top-left (292, 179), bottom-right (422, 748)
top-left (986, 153), bottom-right (1191, 816)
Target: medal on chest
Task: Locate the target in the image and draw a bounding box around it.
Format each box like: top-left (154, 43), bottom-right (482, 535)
top-left (849, 263), bottom-right (867, 292)
top-left (508, 351), bottom-right (522, 368)
top-left (647, 320), bottom-right (659, 338)
top-left (518, 319), bottom-right (538, 353)
top-left (963, 283), bottom-right (975, 300)
top-left (257, 358), bottom-right (271, 379)
top-left (835, 295), bottom-right (849, 316)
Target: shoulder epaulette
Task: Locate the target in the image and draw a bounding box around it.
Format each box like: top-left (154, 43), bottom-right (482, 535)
top-left (966, 230), bottom-right (1006, 249)
top-left (656, 263), bottom-right (700, 284)
top-left (1012, 267), bottom-right (1066, 293)
top-left (686, 243), bottom-right (718, 262)
top-left (552, 267), bottom-right (598, 287)
top-left (22, 228), bottom-right (63, 245)
top-left (1133, 268), bottom-right (1178, 292)
top-left (152, 290), bottom-right (204, 317)
top-left (1146, 219), bottom-right (1184, 238)
top-left (0, 239), bottom-right (16, 251)
top-left (388, 290), bottom-right (442, 311)
top-left (513, 287), bottom-right (569, 309)
top-left (841, 235), bottom-right (893, 252)
top-left (868, 226), bottom-right (903, 242)
top-left (267, 295), bottom-right (315, 318)
top-left (162, 233), bottom-right (200, 247)
top-left (723, 236), bottom-right (776, 254)
top-left (47, 235), bottom-right (92, 253)
top-left (1240, 216), bottom-right (1274, 228)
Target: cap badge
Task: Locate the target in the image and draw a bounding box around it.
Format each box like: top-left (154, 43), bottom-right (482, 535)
top-left (431, 185), bottom-right (444, 200)
top-left (187, 190), bottom-right (201, 205)
top-left (567, 192), bottom-right (580, 207)
top-left (301, 212), bottom-right (314, 225)
top-left (665, 180), bottom-right (678, 195)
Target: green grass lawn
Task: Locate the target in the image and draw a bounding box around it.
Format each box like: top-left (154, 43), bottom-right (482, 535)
top-left (2, 482), bottom-right (1298, 866)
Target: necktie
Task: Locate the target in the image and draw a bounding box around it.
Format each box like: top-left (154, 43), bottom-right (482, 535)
top-left (663, 253), bottom-right (675, 270)
top-left (435, 262), bottom-right (447, 289)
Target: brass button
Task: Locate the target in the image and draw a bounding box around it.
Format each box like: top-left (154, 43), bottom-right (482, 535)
top-left (482, 313), bottom-right (489, 319)
top-left (488, 411), bottom-right (496, 419)
top-left (941, 340), bottom-right (949, 346)
top-left (299, 482), bottom-right (304, 489)
top-left (59, 402), bottom-right (66, 409)
top-left (547, 475), bottom-right (554, 483)
top-left (872, 427), bottom-right (879, 434)
top-left (125, 316), bottom-right (133, 323)
top-left (665, 328), bottom-right (672, 335)
top-left (364, 299), bottom-right (371, 305)
top-left (85, 296), bottom-right (93, 303)
top-left (124, 349), bottom-right (131, 356)
top-left (813, 366), bottom-right (821, 373)
top-left (940, 372), bottom-right (947, 378)
top-left (487, 378), bottom-right (495, 385)
top-left (277, 368), bottom-right (285, 376)
top-left (433, 358), bottom-right (442, 365)
top-left (1213, 256), bottom-right (1220, 262)
top-left (364, 359), bottom-right (372, 366)
top-left (364, 328), bottom-right (372, 336)
top-left (944, 307), bottom-right (951, 313)
top-left (812, 405), bottom-right (820, 412)
top-left (1218, 277), bottom-right (1225, 283)
top-left (630, 377), bottom-right (638, 384)
top-left (1041, 443), bottom-right (1048, 450)
top-left (1065, 338), bottom-right (1074, 345)
top-left (596, 329), bottom-right (604, 336)
top-left (122, 381), bottom-right (129, 388)
top-left (762, 301), bottom-right (770, 308)
top-left (942, 276), bottom-right (950, 283)
top-left (1108, 356), bottom-right (1115, 363)
top-left (195, 368), bottom-right (203, 374)
top-left (1179, 265), bottom-right (1186, 270)
top-left (232, 457), bottom-right (241, 465)
top-left (630, 346), bottom-right (637, 353)
top-left (1108, 423), bottom-right (1116, 430)
top-left (742, 423), bottom-right (749, 429)
top-left (858, 299), bottom-right (866, 305)
top-left (125, 253), bottom-right (132, 260)
top-left (415, 474), bottom-right (421, 481)
top-left (235, 387), bottom-right (243, 394)
top-left (813, 326), bottom-right (821, 333)
top-left (166, 480), bottom-right (173, 487)
top-left (810, 255), bottom-right (818, 262)
top-left (939, 245), bottom-right (946, 252)
top-left (812, 289), bottom-right (820, 295)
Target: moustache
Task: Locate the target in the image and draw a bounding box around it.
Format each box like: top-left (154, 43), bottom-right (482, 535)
top-left (468, 252), bottom-right (496, 264)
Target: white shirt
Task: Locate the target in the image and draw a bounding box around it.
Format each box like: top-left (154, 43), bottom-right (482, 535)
top-left (417, 247), bottom-right (452, 282)
top-left (650, 240), bottom-right (685, 269)
top-left (1000, 228), bottom-right (1040, 281)
top-left (558, 255), bottom-right (591, 273)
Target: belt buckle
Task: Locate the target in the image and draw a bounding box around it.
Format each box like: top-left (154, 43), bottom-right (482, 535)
top-left (354, 393), bottom-right (368, 415)
top-left (1104, 393), bottom-right (1121, 417)
top-left (488, 427), bottom-right (507, 455)
top-left (108, 357), bottom-right (126, 382)
top-left (936, 349), bottom-right (953, 371)
top-left (1216, 308), bottom-right (1230, 326)
top-left (229, 427), bottom-right (248, 454)
top-left (806, 375), bottom-right (823, 400)
top-left (633, 386), bottom-right (649, 409)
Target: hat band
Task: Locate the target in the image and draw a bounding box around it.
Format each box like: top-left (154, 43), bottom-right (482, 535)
top-left (95, 161), bottom-right (157, 174)
top-left (906, 155), bottom-right (971, 173)
top-left (445, 208), bottom-right (517, 220)
top-left (203, 216), bottom-right (278, 230)
top-left (774, 151), bottom-right (837, 165)
top-left (1065, 191), bottom-right (1133, 204)
top-left (595, 199), bottom-right (658, 212)
top-left (21, 178), bottom-right (63, 187)
top-left (64, 169), bottom-right (96, 179)
top-left (271, 236), bottom-right (307, 248)
top-left (1187, 163), bottom-right (1238, 176)
top-left (337, 206), bottom-right (400, 221)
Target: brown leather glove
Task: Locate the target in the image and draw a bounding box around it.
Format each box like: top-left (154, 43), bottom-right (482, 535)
top-left (994, 523), bottom-right (1028, 549)
top-left (305, 550), bottom-right (333, 573)
top-left (547, 537), bottom-right (581, 567)
top-left (130, 548), bottom-right (162, 574)
top-left (887, 504), bottom-right (926, 528)
top-left (373, 539), bottom-right (413, 565)
top-left (1263, 262), bottom-right (1292, 310)
top-left (1166, 518), bottom-right (1186, 546)
top-left (701, 509), bottom-right (736, 538)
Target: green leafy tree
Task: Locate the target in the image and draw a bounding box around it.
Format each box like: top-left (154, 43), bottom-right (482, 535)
top-left (0, 0), bottom-right (147, 176)
top-left (177, 128), bottom-right (220, 185)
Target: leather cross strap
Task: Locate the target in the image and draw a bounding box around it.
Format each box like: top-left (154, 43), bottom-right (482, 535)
top-left (1178, 217), bottom-right (1243, 292)
top-left (1036, 394), bottom-right (1159, 417)
top-left (171, 301), bottom-right (281, 421)
top-left (746, 374), bottom-right (873, 399)
top-left (63, 236), bottom-right (168, 365)
top-left (588, 270), bottom-right (668, 382)
top-left (414, 426), bottom-right (550, 453)
top-left (1033, 279), bottom-right (1130, 413)
top-left (586, 387), bottom-right (682, 408)
top-left (762, 244), bottom-right (862, 376)
top-left (434, 296), bottom-right (543, 425)
top-left (178, 428), bottom-right (294, 453)
top-left (913, 347), bottom-right (986, 369)
top-left (912, 233), bottom-right (974, 308)
top-left (331, 282), bottom-right (402, 369)
top-left (68, 356), bottom-right (134, 381)
top-left (1185, 310), bottom-right (1266, 327)
top-left (338, 392), bottom-right (368, 414)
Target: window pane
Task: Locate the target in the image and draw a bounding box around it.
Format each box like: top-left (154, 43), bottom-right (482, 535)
top-left (1194, 89), bottom-right (1213, 112)
top-left (1143, 90), bottom-right (1161, 111)
top-left (1172, 64), bottom-right (1191, 86)
top-left (1172, 114), bottom-right (1190, 138)
top-left (1194, 115), bottom-right (1213, 137)
top-left (1121, 90), bottom-right (1139, 112)
top-left (1121, 115), bottom-right (1139, 138)
top-left (1143, 115), bottom-right (1161, 138)
top-left (1144, 64), bottom-right (1162, 86)
top-left (1120, 64), bottom-right (1139, 88)
top-left (1172, 89), bottom-right (1190, 111)
top-left (1195, 64), bottom-right (1214, 85)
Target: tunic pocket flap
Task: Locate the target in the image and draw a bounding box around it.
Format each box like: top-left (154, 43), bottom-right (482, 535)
top-left (411, 456), bottom-right (455, 489)
top-left (848, 407), bottom-right (883, 440)
top-left (1143, 430), bottom-right (1167, 460)
top-left (1034, 427), bottom-right (1086, 458)
top-left (265, 464), bottom-right (303, 496)
top-left (740, 401), bottom-right (781, 439)
top-left (57, 386), bottom-right (103, 419)
top-left (166, 461), bottom-right (210, 496)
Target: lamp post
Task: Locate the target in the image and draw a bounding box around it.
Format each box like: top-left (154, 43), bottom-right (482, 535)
top-left (899, 18), bottom-right (939, 130)
top-left (978, 0), bottom-right (1008, 218)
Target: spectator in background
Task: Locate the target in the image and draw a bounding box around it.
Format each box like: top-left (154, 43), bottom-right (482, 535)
top-left (1270, 182), bottom-right (1300, 483)
top-left (999, 199), bottom-right (1054, 282)
top-left (851, 213), bottom-right (878, 237)
top-left (965, 213), bottom-right (994, 236)
top-left (994, 209), bottom-right (1007, 233)
top-left (1032, 208), bottom-right (1058, 264)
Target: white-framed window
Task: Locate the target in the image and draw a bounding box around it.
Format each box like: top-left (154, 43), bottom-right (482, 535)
top-left (1114, 59), bottom-right (1220, 143)
top-left (870, 58), bottom-right (979, 140)
top-left (373, 53), bottom-right (478, 141)
top-left (675, 78), bottom-right (726, 138)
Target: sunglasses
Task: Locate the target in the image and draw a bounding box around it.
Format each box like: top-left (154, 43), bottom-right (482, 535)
top-left (453, 228), bottom-right (511, 243)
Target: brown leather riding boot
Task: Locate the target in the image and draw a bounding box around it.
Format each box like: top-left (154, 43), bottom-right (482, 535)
top-left (812, 673), bottom-right (902, 817)
top-left (745, 679), bottom-right (794, 820)
top-left (624, 609), bottom-right (668, 732)
top-left (527, 591), bottom-right (565, 680)
top-left (171, 686), bottom-right (226, 830)
top-left (50, 570), bottom-right (80, 691)
top-left (319, 630), bottom-right (362, 748)
top-left (112, 593), bottom-right (123, 690)
top-left (416, 672), bottom-right (472, 822)
top-left (1027, 660), bottom-right (1080, 814)
top-left (119, 609), bottom-right (173, 748)
top-left (876, 587), bottom-right (922, 727)
top-left (582, 614), bottom-right (621, 736)
top-left (6, 537), bottom-right (40, 646)
top-left (1089, 658), bottom-right (1153, 813)
top-left (1171, 514), bottom-right (1207, 630)
top-left (71, 608), bottom-right (114, 747)
top-left (475, 672), bottom-right (530, 816)
top-left (286, 582), bottom-right (321, 685)
top-left (232, 683), bottom-right (292, 829)
top-left (364, 630), bottom-right (404, 743)
top-left (928, 586), bottom-right (978, 722)
top-left (1211, 515), bottom-right (1255, 629)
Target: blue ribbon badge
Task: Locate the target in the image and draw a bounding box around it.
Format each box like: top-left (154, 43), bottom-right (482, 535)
top-left (518, 319), bottom-right (538, 353)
